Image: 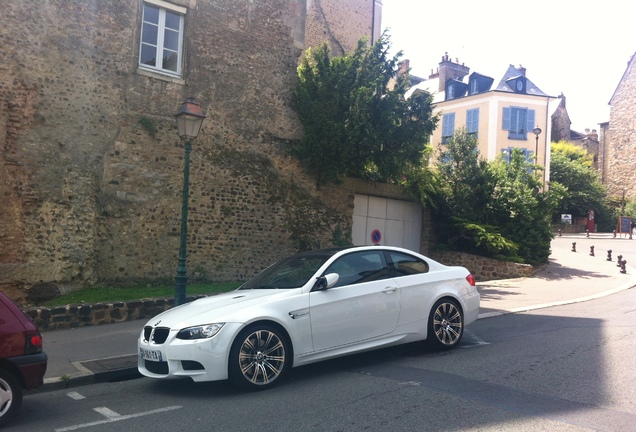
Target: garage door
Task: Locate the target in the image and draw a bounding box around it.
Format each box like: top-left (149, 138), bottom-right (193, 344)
top-left (352, 194), bottom-right (422, 253)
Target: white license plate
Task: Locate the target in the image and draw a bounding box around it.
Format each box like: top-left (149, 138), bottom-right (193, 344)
top-left (140, 348), bottom-right (163, 362)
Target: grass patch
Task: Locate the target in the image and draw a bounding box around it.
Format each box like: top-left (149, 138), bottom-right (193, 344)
top-left (42, 282), bottom-right (243, 307)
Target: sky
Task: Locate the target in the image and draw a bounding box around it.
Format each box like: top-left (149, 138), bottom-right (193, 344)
top-left (381, 0), bottom-right (635, 133)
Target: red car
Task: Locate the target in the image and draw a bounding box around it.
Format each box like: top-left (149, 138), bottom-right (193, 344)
top-left (0, 291), bottom-right (47, 427)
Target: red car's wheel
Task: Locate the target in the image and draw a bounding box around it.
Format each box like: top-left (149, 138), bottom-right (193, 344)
top-left (0, 369), bottom-right (23, 427)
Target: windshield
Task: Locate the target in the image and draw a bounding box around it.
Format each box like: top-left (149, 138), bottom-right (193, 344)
top-left (239, 254), bottom-right (331, 289)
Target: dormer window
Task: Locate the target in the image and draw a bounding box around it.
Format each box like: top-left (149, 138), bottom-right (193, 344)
top-left (468, 73), bottom-right (494, 95)
top-left (445, 79), bottom-right (468, 100)
top-left (506, 76), bottom-right (527, 93)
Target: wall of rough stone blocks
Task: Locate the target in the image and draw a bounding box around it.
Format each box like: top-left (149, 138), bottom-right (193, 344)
top-left (430, 251), bottom-right (534, 282)
top-left (0, 0), bottom-right (423, 305)
top-left (305, 0), bottom-right (376, 56)
top-left (606, 56), bottom-right (636, 200)
top-left (0, 0), bottom-right (378, 302)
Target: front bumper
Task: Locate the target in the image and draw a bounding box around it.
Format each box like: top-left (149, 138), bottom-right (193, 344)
top-left (137, 323), bottom-right (243, 382)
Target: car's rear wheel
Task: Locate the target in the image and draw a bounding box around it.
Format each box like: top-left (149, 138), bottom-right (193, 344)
top-left (428, 298), bottom-right (464, 350)
top-left (229, 325), bottom-right (289, 390)
top-left (0, 369), bottom-right (23, 427)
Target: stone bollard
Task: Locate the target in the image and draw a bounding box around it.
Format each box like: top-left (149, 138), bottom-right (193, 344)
top-left (617, 255), bottom-right (623, 267)
top-left (571, 242), bottom-right (576, 252)
top-left (613, 230), bottom-right (616, 238)
top-left (607, 250), bottom-right (612, 261)
top-left (590, 246), bottom-right (595, 256)
top-left (558, 228), bottom-right (562, 237)
top-left (620, 259), bottom-right (627, 274)
top-left (586, 229), bottom-right (589, 237)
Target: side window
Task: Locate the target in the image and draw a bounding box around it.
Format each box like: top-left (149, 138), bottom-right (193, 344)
top-left (441, 113), bottom-right (455, 144)
top-left (387, 251), bottom-right (429, 277)
top-left (139, 2), bottom-right (185, 77)
top-left (324, 251), bottom-right (388, 287)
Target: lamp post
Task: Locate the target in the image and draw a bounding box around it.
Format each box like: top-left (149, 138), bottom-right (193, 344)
top-left (533, 126), bottom-right (542, 165)
top-left (174, 97), bottom-right (206, 306)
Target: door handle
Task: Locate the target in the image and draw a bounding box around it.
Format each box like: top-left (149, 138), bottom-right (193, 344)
top-left (382, 287), bottom-right (397, 293)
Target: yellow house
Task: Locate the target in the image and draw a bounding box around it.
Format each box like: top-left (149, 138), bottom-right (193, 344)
top-left (406, 54), bottom-right (558, 186)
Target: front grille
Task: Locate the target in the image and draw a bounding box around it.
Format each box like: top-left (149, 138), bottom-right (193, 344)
top-left (152, 327), bottom-right (170, 344)
top-left (145, 360), bottom-right (169, 375)
top-left (144, 326), bottom-right (171, 344)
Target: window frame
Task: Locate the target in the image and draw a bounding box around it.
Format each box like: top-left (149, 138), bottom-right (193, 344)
top-left (466, 108), bottom-right (479, 138)
top-left (139, 1), bottom-right (186, 78)
top-left (502, 107), bottom-right (535, 140)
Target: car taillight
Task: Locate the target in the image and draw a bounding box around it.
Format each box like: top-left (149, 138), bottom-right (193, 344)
top-left (466, 274), bottom-right (476, 286)
top-left (25, 331), bottom-right (43, 354)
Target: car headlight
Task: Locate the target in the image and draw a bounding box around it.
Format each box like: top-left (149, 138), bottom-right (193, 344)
top-left (176, 323), bottom-right (225, 340)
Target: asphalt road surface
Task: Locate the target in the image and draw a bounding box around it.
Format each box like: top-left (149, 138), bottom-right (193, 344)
top-left (9, 285), bottom-right (636, 432)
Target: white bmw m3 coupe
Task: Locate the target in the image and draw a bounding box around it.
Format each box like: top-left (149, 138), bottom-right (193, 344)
top-left (138, 245), bottom-right (480, 389)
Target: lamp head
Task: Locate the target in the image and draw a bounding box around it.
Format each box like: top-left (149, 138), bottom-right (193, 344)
top-left (175, 97), bottom-right (206, 140)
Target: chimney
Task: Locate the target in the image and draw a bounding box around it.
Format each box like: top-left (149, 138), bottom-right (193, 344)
top-left (516, 64), bottom-right (526, 76)
top-left (437, 52), bottom-right (470, 92)
top-left (397, 59), bottom-right (410, 78)
top-left (558, 92), bottom-right (566, 108)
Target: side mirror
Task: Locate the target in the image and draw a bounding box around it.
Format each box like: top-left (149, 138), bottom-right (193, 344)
top-left (313, 273), bottom-right (339, 291)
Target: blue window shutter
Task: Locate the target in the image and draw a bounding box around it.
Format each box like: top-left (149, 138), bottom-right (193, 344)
top-left (443, 113), bottom-right (455, 136)
top-left (467, 109), bottom-right (479, 133)
top-left (526, 109), bottom-right (535, 136)
top-left (503, 107), bottom-right (511, 130)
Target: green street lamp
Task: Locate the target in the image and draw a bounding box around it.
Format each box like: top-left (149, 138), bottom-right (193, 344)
top-left (174, 97), bottom-right (206, 306)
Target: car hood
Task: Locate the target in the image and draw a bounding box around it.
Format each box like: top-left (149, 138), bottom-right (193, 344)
top-left (144, 289), bottom-right (293, 329)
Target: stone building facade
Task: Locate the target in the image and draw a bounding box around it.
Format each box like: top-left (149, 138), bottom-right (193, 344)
top-left (305, 0), bottom-right (382, 57)
top-left (602, 51), bottom-right (636, 199)
top-left (1, 0), bottom-right (409, 303)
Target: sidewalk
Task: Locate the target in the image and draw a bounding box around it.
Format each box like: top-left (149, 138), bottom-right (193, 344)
top-left (34, 234), bottom-right (636, 393)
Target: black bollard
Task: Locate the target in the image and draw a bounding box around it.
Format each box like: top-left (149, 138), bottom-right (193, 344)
top-left (607, 250), bottom-right (612, 261)
top-left (571, 242), bottom-right (576, 252)
top-left (617, 255), bottom-right (623, 267)
top-left (613, 230), bottom-right (616, 238)
top-left (586, 229), bottom-right (589, 237)
top-left (590, 246), bottom-right (595, 256)
top-left (558, 228), bottom-right (562, 237)
top-left (620, 259), bottom-right (627, 274)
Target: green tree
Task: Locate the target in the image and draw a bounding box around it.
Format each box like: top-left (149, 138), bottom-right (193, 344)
top-left (488, 149), bottom-right (560, 264)
top-left (410, 130), bottom-right (560, 265)
top-left (549, 141), bottom-right (612, 230)
top-left (293, 33), bottom-right (437, 186)
top-left (428, 130), bottom-right (520, 261)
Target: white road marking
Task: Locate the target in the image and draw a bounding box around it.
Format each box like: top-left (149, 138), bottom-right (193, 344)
top-left (93, 407), bottom-right (121, 418)
top-left (66, 392), bottom-right (85, 400)
top-left (54, 405), bottom-right (182, 431)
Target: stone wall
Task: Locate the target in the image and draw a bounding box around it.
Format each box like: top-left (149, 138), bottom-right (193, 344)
top-left (305, 0), bottom-right (376, 56)
top-left (26, 297), bottom-right (186, 331)
top-left (1, 0), bottom-right (383, 303)
top-left (430, 251), bottom-right (534, 282)
top-left (605, 54), bottom-right (636, 199)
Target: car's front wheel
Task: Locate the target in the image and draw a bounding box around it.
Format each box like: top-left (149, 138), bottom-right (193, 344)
top-left (428, 298), bottom-right (464, 350)
top-left (0, 369), bottom-right (23, 428)
top-left (229, 325), bottom-right (289, 390)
